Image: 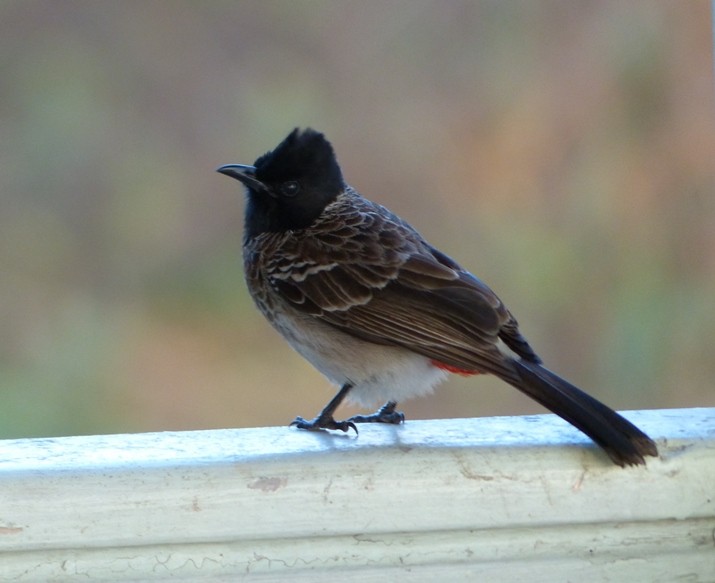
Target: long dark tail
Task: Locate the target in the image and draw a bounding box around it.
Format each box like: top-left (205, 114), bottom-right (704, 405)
top-left (506, 359), bottom-right (658, 466)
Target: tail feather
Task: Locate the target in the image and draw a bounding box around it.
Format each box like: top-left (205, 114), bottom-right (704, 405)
top-left (508, 360), bottom-right (658, 466)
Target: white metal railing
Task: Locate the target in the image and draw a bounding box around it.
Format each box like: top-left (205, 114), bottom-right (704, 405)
top-left (1, 408), bottom-right (714, 581)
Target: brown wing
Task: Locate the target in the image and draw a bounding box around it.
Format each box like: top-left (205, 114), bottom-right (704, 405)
top-left (258, 191), bottom-right (539, 377)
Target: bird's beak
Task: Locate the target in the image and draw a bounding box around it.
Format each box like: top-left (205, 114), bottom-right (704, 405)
top-left (216, 164), bottom-right (268, 194)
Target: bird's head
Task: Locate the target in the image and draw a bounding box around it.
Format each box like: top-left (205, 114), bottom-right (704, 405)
top-left (217, 128), bottom-right (345, 237)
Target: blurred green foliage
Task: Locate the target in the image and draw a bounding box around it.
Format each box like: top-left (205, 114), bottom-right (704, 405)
top-left (0, 1), bottom-right (713, 438)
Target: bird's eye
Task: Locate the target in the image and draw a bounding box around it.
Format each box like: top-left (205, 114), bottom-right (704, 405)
top-left (280, 181), bottom-right (301, 197)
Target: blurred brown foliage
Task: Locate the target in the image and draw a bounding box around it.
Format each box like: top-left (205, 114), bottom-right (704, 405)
top-left (1, 1), bottom-right (713, 438)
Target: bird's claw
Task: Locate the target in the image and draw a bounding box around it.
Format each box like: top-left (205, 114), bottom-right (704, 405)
top-left (347, 401), bottom-right (405, 425)
top-left (290, 416), bottom-right (358, 435)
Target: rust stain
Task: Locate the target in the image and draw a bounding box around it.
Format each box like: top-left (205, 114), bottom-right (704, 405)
top-left (247, 476), bottom-right (287, 492)
top-left (572, 469), bottom-right (587, 492)
top-left (0, 526), bottom-right (23, 535)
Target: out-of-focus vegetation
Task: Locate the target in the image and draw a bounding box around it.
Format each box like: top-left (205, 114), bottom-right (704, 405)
top-left (1, 2), bottom-right (713, 438)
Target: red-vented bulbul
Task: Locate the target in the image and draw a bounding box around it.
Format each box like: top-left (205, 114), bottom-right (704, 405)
top-left (217, 128), bottom-right (658, 467)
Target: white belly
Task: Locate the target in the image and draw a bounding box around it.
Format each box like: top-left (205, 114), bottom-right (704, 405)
top-left (269, 309), bottom-right (448, 407)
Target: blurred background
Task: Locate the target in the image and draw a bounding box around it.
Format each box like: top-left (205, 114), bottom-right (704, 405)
top-left (1, 1), bottom-right (713, 439)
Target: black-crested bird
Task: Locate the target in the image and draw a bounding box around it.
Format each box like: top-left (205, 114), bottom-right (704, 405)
top-left (217, 128), bottom-right (658, 467)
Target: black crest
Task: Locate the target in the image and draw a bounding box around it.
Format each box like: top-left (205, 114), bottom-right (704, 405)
top-left (245, 128), bottom-right (345, 236)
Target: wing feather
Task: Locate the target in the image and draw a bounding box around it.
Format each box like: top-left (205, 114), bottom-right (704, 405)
top-left (258, 191), bottom-right (532, 376)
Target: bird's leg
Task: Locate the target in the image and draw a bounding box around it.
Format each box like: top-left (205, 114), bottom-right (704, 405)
top-left (290, 382), bottom-right (358, 434)
top-left (347, 400), bottom-right (405, 425)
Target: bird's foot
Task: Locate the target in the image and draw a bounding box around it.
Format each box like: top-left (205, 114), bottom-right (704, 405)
top-left (290, 415), bottom-right (358, 435)
top-left (347, 401), bottom-right (405, 425)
